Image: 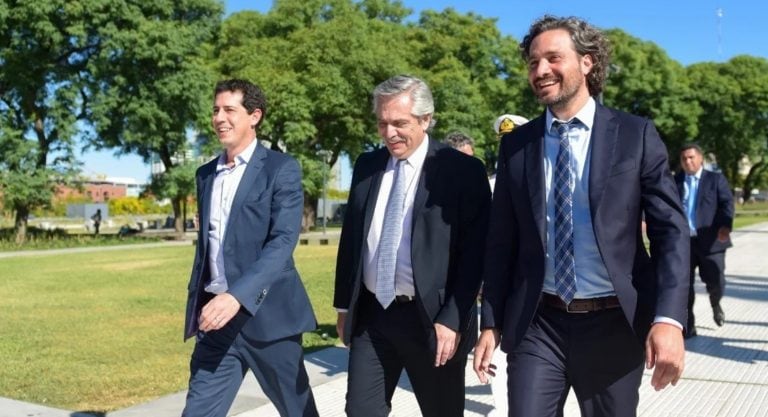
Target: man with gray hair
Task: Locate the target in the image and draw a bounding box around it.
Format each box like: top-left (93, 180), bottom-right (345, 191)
top-left (334, 74), bottom-right (491, 416)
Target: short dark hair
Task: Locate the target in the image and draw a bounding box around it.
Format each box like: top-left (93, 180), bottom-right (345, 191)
top-left (444, 131), bottom-right (475, 150)
top-left (680, 143), bottom-right (704, 155)
top-left (520, 15), bottom-right (611, 97)
top-left (214, 79), bottom-right (267, 129)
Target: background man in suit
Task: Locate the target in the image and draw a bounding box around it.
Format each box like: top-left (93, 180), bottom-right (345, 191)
top-left (676, 143), bottom-right (734, 338)
top-left (444, 131), bottom-right (476, 156)
top-left (473, 16), bottom-right (690, 417)
top-left (334, 75), bottom-right (491, 417)
top-left (182, 79), bottom-right (318, 417)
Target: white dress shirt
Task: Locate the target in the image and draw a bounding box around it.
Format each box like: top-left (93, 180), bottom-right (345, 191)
top-left (206, 138), bottom-right (258, 294)
top-left (363, 135), bottom-right (429, 297)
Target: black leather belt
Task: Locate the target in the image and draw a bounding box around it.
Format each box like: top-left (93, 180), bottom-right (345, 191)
top-left (394, 294), bottom-right (415, 303)
top-left (541, 293), bottom-right (620, 313)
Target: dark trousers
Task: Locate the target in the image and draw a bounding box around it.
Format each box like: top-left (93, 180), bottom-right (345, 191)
top-left (506, 304), bottom-right (644, 417)
top-left (182, 324), bottom-right (318, 417)
top-left (345, 290), bottom-right (466, 417)
top-left (688, 239), bottom-right (726, 328)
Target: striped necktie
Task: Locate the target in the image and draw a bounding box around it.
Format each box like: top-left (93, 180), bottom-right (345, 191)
top-left (553, 121), bottom-right (577, 304)
top-left (376, 159), bottom-right (407, 308)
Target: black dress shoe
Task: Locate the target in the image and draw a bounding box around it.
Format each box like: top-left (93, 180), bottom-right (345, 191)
top-left (684, 328), bottom-right (697, 339)
top-left (713, 304), bottom-right (725, 327)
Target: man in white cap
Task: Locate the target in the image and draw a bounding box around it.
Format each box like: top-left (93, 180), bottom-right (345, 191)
top-left (489, 114), bottom-right (529, 191)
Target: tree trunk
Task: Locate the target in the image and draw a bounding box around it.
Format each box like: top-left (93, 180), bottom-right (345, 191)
top-left (302, 191), bottom-right (316, 233)
top-left (171, 195), bottom-right (184, 236)
top-left (742, 160), bottom-right (765, 204)
top-left (14, 205), bottom-right (29, 245)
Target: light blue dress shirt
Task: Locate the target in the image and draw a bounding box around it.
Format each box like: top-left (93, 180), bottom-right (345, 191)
top-left (542, 98), bottom-right (615, 299)
top-left (683, 170), bottom-right (702, 236)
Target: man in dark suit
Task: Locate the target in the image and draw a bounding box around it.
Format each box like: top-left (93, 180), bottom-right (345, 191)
top-left (676, 143), bottom-right (734, 338)
top-left (473, 16), bottom-right (690, 417)
top-left (182, 79), bottom-right (318, 417)
top-left (334, 75), bottom-right (491, 417)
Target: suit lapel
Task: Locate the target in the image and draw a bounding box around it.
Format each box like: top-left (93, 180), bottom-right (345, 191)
top-left (526, 117), bottom-right (547, 249)
top-left (227, 143), bottom-right (267, 229)
top-left (361, 149), bottom-right (390, 240)
top-left (695, 170), bottom-right (710, 212)
top-left (197, 159), bottom-right (217, 250)
top-left (411, 138), bottom-right (438, 225)
top-left (588, 104), bottom-right (619, 214)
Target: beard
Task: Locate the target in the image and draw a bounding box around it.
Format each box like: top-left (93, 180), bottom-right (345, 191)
top-left (534, 73), bottom-right (586, 111)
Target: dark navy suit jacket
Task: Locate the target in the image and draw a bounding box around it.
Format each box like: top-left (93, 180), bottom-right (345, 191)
top-left (334, 139), bottom-right (491, 358)
top-left (184, 142), bottom-right (316, 342)
top-left (481, 104), bottom-right (690, 353)
top-left (675, 170), bottom-right (734, 254)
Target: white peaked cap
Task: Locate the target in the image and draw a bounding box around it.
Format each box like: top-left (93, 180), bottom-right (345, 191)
top-left (493, 114), bottom-right (530, 135)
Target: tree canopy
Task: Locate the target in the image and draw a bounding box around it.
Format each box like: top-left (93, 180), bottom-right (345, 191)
top-left (3, 0), bottom-right (768, 242)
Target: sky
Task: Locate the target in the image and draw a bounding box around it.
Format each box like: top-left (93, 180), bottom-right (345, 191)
top-left (80, 0), bottom-right (768, 183)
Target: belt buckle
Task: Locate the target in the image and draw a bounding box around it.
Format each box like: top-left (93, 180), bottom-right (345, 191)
top-left (564, 300), bottom-right (589, 314)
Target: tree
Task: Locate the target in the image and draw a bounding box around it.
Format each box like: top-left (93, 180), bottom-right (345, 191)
top-left (214, 0), bottom-right (413, 230)
top-left (0, 1), bottom-right (94, 242)
top-left (88, 0), bottom-right (222, 233)
top-left (213, 1), bottom-right (531, 229)
top-left (408, 8), bottom-right (530, 170)
top-left (603, 29), bottom-right (701, 162)
top-left (687, 56), bottom-right (768, 200)
top-left (0, 0), bottom-right (222, 241)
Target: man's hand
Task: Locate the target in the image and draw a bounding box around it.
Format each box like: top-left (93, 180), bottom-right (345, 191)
top-left (434, 323), bottom-right (460, 366)
top-left (717, 226), bottom-right (731, 243)
top-left (199, 293), bottom-right (241, 332)
top-left (336, 312), bottom-right (348, 347)
top-left (645, 322), bottom-right (685, 391)
top-left (473, 329), bottom-right (500, 384)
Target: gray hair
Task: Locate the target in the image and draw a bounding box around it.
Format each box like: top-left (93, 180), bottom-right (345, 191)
top-left (520, 15), bottom-right (611, 97)
top-left (372, 75), bottom-right (436, 129)
top-left (444, 131), bottom-right (475, 150)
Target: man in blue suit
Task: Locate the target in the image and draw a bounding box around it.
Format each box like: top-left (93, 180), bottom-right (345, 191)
top-left (473, 16), bottom-right (689, 417)
top-left (676, 143), bottom-right (734, 338)
top-left (182, 79), bottom-right (318, 417)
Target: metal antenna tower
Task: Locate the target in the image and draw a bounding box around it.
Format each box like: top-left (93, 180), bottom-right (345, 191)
top-left (716, 6), bottom-right (724, 57)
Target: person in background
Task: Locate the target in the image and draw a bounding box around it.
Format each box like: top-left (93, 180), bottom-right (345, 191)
top-left (474, 15), bottom-right (689, 417)
top-left (182, 79), bottom-right (318, 417)
top-left (334, 75), bottom-right (490, 417)
top-left (675, 143), bottom-right (734, 338)
top-left (444, 131), bottom-right (475, 156)
top-left (489, 114), bottom-right (530, 191)
top-left (91, 209), bottom-right (102, 235)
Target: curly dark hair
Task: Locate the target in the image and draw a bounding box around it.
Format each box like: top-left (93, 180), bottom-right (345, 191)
top-left (520, 15), bottom-right (611, 97)
top-left (214, 79), bottom-right (267, 129)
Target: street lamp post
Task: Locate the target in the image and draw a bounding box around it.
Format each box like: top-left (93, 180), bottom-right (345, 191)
top-left (318, 150), bottom-right (331, 235)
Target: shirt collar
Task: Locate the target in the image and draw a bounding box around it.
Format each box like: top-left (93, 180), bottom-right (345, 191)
top-left (688, 167), bottom-right (703, 180)
top-left (216, 138), bottom-right (258, 172)
top-left (545, 96), bottom-right (596, 135)
top-left (389, 133), bottom-right (429, 170)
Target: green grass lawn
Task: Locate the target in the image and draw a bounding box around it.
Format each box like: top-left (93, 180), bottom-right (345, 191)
top-left (0, 244), bottom-right (338, 412)
top-left (2, 213), bottom-right (767, 412)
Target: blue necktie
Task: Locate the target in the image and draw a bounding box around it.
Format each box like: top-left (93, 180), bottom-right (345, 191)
top-left (376, 159), bottom-right (407, 308)
top-left (685, 175), bottom-right (698, 234)
top-left (553, 121), bottom-right (577, 304)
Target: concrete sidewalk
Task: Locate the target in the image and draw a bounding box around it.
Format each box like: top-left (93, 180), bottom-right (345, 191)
top-left (2, 223), bottom-right (768, 417)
